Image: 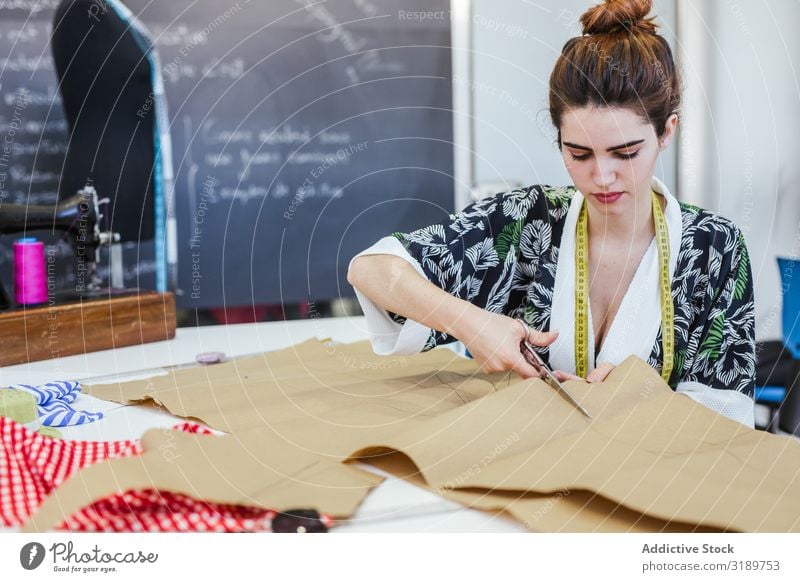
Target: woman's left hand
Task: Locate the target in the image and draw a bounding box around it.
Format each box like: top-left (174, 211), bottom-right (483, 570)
top-left (554, 362), bottom-right (615, 383)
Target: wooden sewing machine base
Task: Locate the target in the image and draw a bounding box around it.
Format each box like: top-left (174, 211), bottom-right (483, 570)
top-left (0, 292), bottom-right (176, 367)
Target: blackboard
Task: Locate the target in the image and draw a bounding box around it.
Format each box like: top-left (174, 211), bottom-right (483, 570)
top-left (0, 0), bottom-right (454, 308)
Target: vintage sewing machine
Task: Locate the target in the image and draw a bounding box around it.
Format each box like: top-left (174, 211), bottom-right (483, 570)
top-left (0, 186), bottom-right (176, 366)
top-left (0, 0), bottom-right (182, 366)
top-left (0, 185), bottom-right (119, 310)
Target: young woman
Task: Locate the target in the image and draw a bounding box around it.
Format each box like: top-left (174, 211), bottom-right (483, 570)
top-left (348, 0), bottom-right (756, 426)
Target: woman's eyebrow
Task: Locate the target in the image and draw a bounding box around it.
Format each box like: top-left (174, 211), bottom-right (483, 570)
top-left (562, 139), bottom-right (646, 152)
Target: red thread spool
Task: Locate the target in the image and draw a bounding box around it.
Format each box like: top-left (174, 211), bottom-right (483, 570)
top-left (13, 238), bottom-right (48, 305)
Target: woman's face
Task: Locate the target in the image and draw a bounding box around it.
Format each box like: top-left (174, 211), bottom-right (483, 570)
top-left (559, 106), bottom-right (677, 217)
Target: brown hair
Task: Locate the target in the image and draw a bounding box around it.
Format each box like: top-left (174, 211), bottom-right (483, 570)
top-left (549, 0), bottom-right (680, 141)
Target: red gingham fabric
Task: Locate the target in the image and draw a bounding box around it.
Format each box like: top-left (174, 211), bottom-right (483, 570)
top-left (0, 416), bottom-right (278, 532)
top-left (64, 490), bottom-right (277, 532)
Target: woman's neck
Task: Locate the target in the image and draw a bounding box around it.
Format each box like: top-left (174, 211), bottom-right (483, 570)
top-left (587, 192), bottom-right (657, 245)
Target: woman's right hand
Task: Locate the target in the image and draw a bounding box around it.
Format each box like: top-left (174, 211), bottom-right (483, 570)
top-left (456, 310), bottom-right (559, 379)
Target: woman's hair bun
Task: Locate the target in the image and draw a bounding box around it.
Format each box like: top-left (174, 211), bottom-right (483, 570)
top-left (580, 0), bottom-right (658, 35)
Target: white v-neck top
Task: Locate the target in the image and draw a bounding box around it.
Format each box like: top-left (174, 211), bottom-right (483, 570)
top-left (547, 177), bottom-right (682, 374)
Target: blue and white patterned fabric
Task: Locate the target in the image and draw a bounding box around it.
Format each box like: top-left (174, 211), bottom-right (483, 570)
top-left (3, 381), bottom-right (103, 427)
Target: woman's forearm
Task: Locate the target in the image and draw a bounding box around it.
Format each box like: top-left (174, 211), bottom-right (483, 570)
top-left (349, 254), bottom-right (549, 378)
top-left (347, 254), bottom-right (483, 341)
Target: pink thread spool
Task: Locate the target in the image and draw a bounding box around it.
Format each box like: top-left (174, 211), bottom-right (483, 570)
top-left (14, 238), bottom-right (48, 305)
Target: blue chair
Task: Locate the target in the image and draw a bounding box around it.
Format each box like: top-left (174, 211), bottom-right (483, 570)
top-left (754, 257), bottom-right (800, 433)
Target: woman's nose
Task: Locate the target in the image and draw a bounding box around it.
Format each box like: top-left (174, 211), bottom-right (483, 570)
top-left (591, 159), bottom-right (617, 188)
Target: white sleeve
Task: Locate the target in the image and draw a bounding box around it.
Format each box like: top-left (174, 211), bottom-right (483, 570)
top-left (676, 381), bottom-right (755, 428)
top-left (349, 236), bottom-right (433, 356)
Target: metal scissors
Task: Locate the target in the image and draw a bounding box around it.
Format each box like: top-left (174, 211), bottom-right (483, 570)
top-left (517, 322), bottom-right (592, 418)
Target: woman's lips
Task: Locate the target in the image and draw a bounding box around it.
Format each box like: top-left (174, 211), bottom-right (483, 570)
top-left (592, 191), bottom-right (624, 204)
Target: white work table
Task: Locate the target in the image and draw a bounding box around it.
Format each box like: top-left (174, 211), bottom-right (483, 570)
top-left (0, 316), bottom-right (524, 533)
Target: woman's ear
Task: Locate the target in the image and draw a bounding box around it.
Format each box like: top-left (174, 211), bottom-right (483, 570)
top-left (659, 114), bottom-right (679, 150)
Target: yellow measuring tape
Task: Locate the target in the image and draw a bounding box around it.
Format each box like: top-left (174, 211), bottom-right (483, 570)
top-left (574, 191), bottom-right (674, 383)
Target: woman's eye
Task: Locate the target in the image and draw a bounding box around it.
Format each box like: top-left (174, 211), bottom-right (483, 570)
top-left (568, 150), bottom-right (640, 161)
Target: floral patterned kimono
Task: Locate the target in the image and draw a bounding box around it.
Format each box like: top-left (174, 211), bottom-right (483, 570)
top-left (352, 178), bottom-right (756, 426)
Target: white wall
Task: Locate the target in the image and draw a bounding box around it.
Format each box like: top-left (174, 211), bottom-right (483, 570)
top-left (468, 0), bottom-right (679, 193)
top-left (679, 0), bottom-right (800, 340)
